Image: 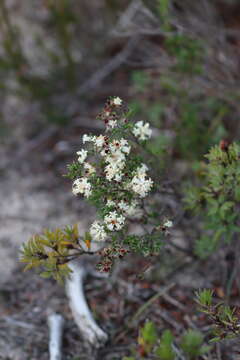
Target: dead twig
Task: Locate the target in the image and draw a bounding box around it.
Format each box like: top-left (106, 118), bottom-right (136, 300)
top-left (216, 342), bottom-right (222, 360)
top-left (77, 35), bottom-right (140, 96)
top-left (130, 282), bottom-right (175, 325)
top-left (66, 261), bottom-right (108, 348)
top-left (172, 343), bottom-right (187, 360)
top-left (155, 308), bottom-right (183, 332)
top-left (162, 292), bottom-right (188, 312)
top-left (2, 316), bottom-right (35, 330)
top-left (48, 312), bottom-right (64, 360)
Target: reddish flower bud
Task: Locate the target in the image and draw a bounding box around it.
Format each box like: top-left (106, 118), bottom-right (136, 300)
top-left (220, 140), bottom-right (230, 152)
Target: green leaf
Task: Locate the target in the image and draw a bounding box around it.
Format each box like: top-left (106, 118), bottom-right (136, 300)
top-left (195, 289), bottom-right (213, 307)
top-left (199, 345), bottom-right (211, 354)
top-left (40, 271), bottom-right (52, 278)
top-left (219, 201), bottom-right (234, 220)
top-left (155, 330), bottom-right (175, 360)
top-left (209, 337), bottom-right (221, 343)
top-left (180, 329), bottom-right (204, 358)
top-left (140, 321), bottom-right (158, 347)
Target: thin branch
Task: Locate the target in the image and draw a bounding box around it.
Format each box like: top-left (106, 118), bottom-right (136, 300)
top-left (48, 312), bottom-right (64, 360)
top-left (130, 282), bottom-right (175, 325)
top-left (77, 36), bottom-right (140, 96)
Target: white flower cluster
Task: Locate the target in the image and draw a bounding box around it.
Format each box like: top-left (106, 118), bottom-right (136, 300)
top-left (71, 97), bottom-right (154, 242)
top-left (90, 208), bottom-right (127, 242)
top-left (130, 164), bottom-right (153, 198)
top-left (72, 177), bottom-right (92, 198)
top-left (77, 149), bottom-right (88, 163)
top-left (84, 162), bottom-right (95, 175)
top-left (73, 147), bottom-right (95, 197)
top-left (104, 211), bottom-right (125, 231)
top-left (118, 199), bottom-right (141, 218)
top-left (90, 221), bottom-right (107, 242)
top-left (132, 120), bottom-right (152, 141)
top-left (104, 138), bottom-right (131, 181)
top-left (107, 198), bottom-right (141, 218)
top-left (106, 119), bottom-right (118, 131)
top-left (82, 134), bottom-right (94, 144)
top-left (164, 220), bottom-right (173, 228)
top-left (113, 97), bottom-right (122, 106)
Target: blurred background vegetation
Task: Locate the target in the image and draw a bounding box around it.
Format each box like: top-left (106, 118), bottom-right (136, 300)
top-left (1, 0), bottom-right (240, 159)
top-left (2, 0), bottom-right (240, 282)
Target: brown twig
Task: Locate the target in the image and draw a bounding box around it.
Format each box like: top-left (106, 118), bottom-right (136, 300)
top-left (77, 36), bottom-right (140, 96)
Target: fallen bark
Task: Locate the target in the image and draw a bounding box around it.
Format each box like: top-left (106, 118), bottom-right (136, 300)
top-left (66, 261), bottom-right (108, 348)
top-left (48, 312), bottom-right (64, 360)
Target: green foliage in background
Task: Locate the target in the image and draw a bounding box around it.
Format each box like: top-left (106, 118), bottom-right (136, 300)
top-left (165, 34), bottom-right (203, 74)
top-left (175, 99), bottom-right (228, 160)
top-left (0, 0), bottom-right (128, 127)
top-left (155, 330), bottom-right (175, 360)
top-left (185, 142), bottom-right (240, 258)
top-left (196, 289), bottom-right (240, 342)
top-left (130, 15), bottom-right (229, 162)
top-left (180, 330), bottom-right (210, 359)
top-left (0, 0), bottom-right (77, 126)
top-left (142, 0), bottom-right (171, 28)
top-left (123, 320), bottom-right (210, 359)
top-left (131, 68), bottom-right (228, 162)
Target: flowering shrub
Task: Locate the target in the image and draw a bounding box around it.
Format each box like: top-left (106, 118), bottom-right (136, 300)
top-left (21, 97), bottom-right (172, 281)
top-left (184, 141), bottom-right (240, 258)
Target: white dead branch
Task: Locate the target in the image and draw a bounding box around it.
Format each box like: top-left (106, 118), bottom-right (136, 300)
top-left (66, 261), bottom-right (108, 348)
top-left (48, 312), bottom-right (64, 360)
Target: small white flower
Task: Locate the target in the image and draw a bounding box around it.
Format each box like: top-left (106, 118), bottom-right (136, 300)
top-left (105, 152), bottom-right (125, 165)
top-left (94, 135), bottom-right (105, 148)
top-left (109, 139), bottom-right (131, 155)
top-left (90, 221), bottom-right (107, 242)
top-left (118, 200), bottom-right (130, 213)
top-left (105, 164), bottom-right (116, 181)
top-left (114, 172), bottom-right (124, 182)
top-left (82, 134), bottom-right (93, 144)
top-left (118, 200), bottom-right (139, 215)
top-left (127, 163), bottom-right (153, 197)
top-left (105, 163), bottom-right (124, 181)
top-left (132, 121), bottom-right (152, 141)
top-left (100, 147), bottom-right (109, 157)
top-left (130, 175), bottom-right (153, 198)
top-left (104, 211), bottom-right (125, 231)
top-left (104, 152), bottom-right (125, 181)
top-left (106, 199), bottom-right (115, 207)
top-left (136, 163), bottom-right (148, 177)
top-left (119, 200), bottom-right (142, 219)
top-left (119, 139), bottom-right (131, 154)
top-left (164, 220), bottom-right (173, 228)
top-left (72, 177), bottom-right (92, 198)
top-left (84, 162), bottom-right (95, 175)
top-left (106, 120), bottom-right (117, 130)
top-left (113, 97), bottom-right (122, 106)
top-left (76, 149), bottom-right (88, 164)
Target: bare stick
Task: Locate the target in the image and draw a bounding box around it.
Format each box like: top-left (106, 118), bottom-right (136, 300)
top-left (66, 261), bottom-right (108, 348)
top-left (48, 312), bottom-right (64, 360)
top-left (130, 282), bottom-right (175, 325)
top-left (77, 36), bottom-right (139, 95)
